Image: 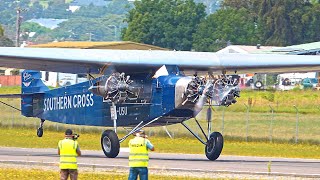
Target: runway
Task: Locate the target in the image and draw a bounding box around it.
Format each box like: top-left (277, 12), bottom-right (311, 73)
top-left (0, 147), bottom-right (319, 179)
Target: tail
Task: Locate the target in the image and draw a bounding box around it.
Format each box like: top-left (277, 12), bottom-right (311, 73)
top-left (22, 70), bottom-right (49, 94)
top-left (21, 70), bottom-right (49, 117)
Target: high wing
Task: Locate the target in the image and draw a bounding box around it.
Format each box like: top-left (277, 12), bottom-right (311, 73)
top-left (0, 47), bottom-right (319, 74)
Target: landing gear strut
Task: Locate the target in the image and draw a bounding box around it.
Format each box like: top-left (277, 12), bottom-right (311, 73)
top-left (101, 117), bottom-right (161, 158)
top-left (37, 119), bottom-right (45, 137)
top-left (181, 113), bottom-right (224, 161)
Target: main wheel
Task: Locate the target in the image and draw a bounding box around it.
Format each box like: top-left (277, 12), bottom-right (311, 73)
top-left (101, 130), bottom-right (120, 158)
top-left (254, 81), bottom-right (264, 89)
top-left (205, 132), bottom-right (223, 161)
top-left (37, 127), bottom-right (43, 137)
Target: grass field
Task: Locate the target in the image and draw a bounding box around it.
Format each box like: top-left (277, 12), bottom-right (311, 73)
top-left (0, 168), bottom-right (217, 180)
top-left (0, 87), bottom-right (320, 159)
top-left (0, 87), bottom-right (320, 144)
top-left (1, 127), bottom-right (319, 159)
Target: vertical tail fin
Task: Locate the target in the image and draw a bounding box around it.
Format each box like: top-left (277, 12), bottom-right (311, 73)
top-left (21, 70), bottom-right (49, 117)
top-left (22, 70), bottom-right (49, 93)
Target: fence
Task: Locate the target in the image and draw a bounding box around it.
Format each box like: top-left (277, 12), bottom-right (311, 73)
top-left (0, 98), bottom-right (319, 144)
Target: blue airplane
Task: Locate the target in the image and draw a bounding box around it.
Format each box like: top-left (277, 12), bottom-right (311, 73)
top-left (0, 47), bottom-right (319, 160)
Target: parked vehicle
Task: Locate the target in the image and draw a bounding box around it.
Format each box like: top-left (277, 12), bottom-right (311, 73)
top-left (300, 78), bottom-right (318, 89)
top-left (275, 72), bottom-right (317, 91)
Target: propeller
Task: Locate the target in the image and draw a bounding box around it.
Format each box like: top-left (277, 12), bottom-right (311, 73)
top-left (193, 81), bottom-right (212, 116)
top-left (191, 75), bottom-right (240, 117)
top-left (89, 72), bottom-right (139, 103)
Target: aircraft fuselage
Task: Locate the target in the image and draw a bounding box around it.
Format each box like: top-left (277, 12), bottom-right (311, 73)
top-left (24, 72), bottom-right (193, 127)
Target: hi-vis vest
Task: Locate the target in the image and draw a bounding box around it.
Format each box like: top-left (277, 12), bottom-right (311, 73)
top-left (129, 137), bottom-right (149, 167)
top-left (58, 138), bottom-right (78, 169)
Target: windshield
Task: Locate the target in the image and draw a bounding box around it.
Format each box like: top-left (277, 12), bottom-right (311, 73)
top-left (310, 78), bottom-right (318, 83)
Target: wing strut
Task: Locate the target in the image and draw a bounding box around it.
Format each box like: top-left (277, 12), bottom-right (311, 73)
top-left (0, 100), bottom-right (21, 111)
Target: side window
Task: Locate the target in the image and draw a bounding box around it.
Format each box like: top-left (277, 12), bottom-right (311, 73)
top-left (45, 72), bottom-right (49, 81)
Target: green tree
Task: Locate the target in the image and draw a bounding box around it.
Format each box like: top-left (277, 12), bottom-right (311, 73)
top-left (0, 26), bottom-right (3, 36)
top-left (258, 0), bottom-right (312, 46)
top-left (52, 14), bottom-right (125, 41)
top-left (107, 0), bottom-right (133, 15)
top-left (223, 0), bottom-right (319, 46)
top-left (300, 3), bottom-right (320, 43)
top-left (72, 4), bottom-right (109, 18)
top-left (42, 1), bottom-right (70, 19)
top-left (123, 0), bottom-right (206, 51)
top-left (21, 22), bottom-right (51, 34)
top-left (0, 25), bottom-right (14, 47)
top-left (192, 8), bottom-right (259, 52)
top-left (0, 36), bottom-right (14, 47)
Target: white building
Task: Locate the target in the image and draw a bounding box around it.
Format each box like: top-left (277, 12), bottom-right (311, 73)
top-left (41, 72), bottom-right (87, 87)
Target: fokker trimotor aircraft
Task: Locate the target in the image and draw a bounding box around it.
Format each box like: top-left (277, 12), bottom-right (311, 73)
top-left (0, 47), bottom-right (319, 160)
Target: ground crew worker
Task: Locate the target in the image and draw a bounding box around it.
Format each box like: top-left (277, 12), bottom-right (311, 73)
top-left (128, 130), bottom-right (154, 180)
top-left (58, 129), bottom-right (81, 180)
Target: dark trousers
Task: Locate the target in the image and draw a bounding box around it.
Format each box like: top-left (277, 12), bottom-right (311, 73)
top-left (60, 169), bottom-right (78, 180)
top-left (128, 167), bottom-right (148, 180)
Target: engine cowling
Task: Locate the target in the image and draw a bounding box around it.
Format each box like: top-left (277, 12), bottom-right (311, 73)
top-left (89, 72), bottom-right (139, 103)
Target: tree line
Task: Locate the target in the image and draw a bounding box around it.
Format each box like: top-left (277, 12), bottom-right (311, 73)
top-left (123, 0), bottom-right (320, 51)
top-left (1, 0), bottom-right (319, 50)
top-left (0, 0), bottom-right (132, 45)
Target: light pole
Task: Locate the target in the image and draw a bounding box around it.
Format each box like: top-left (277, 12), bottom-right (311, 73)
top-left (86, 32), bottom-right (94, 41)
top-left (15, 8), bottom-right (23, 47)
top-left (108, 25), bottom-right (117, 41)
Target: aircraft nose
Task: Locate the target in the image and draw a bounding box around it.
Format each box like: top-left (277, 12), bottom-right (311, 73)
top-left (88, 86), bottom-right (99, 95)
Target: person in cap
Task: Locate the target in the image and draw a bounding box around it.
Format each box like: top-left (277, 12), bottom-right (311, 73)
top-left (128, 130), bottom-right (154, 180)
top-left (58, 129), bottom-right (81, 180)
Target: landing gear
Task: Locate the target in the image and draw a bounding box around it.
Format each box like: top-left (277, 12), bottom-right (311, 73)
top-left (182, 117), bottom-right (224, 161)
top-left (37, 128), bottom-right (43, 137)
top-left (100, 117), bottom-right (161, 158)
top-left (101, 130), bottom-right (120, 158)
top-left (205, 132), bottom-right (223, 161)
top-left (37, 119), bottom-right (45, 137)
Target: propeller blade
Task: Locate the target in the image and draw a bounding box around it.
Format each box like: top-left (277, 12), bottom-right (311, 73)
top-left (194, 94), bottom-right (207, 116)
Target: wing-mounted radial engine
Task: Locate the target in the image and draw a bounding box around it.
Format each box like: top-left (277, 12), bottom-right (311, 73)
top-left (183, 74), bottom-right (240, 114)
top-left (89, 72), bottom-right (140, 103)
top-left (184, 76), bottom-right (207, 103)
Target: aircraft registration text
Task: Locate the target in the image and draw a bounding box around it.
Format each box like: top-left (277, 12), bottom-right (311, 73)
top-left (118, 107), bottom-right (127, 116)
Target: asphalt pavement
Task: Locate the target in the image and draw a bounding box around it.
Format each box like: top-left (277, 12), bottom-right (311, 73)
top-left (0, 147), bottom-right (319, 179)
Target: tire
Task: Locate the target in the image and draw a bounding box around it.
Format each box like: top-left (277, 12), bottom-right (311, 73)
top-left (37, 127), bottom-right (43, 137)
top-left (101, 130), bottom-right (120, 158)
top-left (205, 132), bottom-right (223, 161)
top-left (254, 81), bottom-right (264, 89)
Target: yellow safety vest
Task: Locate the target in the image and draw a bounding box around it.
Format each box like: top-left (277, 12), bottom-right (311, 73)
top-left (58, 138), bottom-right (78, 169)
top-left (129, 137), bottom-right (149, 167)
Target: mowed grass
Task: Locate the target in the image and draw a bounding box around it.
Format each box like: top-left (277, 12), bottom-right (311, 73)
top-left (0, 168), bottom-right (217, 180)
top-left (0, 127), bottom-right (320, 159)
top-left (1, 86), bottom-right (320, 158)
top-left (1, 97), bottom-right (320, 144)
